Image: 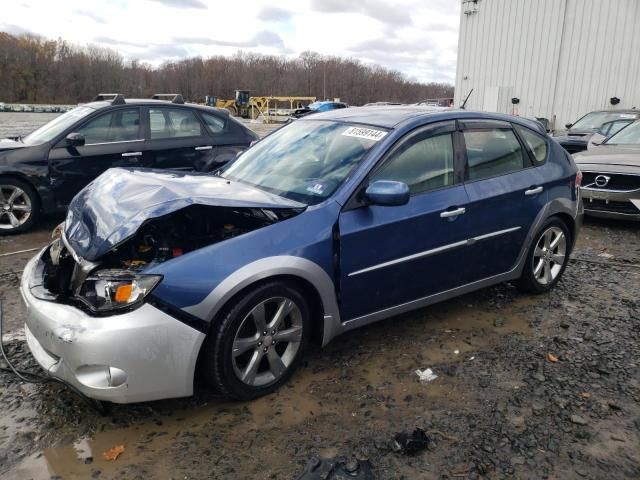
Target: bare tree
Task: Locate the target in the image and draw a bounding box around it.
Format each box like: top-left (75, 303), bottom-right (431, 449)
top-left (0, 32), bottom-right (454, 105)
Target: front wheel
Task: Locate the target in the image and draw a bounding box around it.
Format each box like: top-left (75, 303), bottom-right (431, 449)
top-left (516, 218), bottom-right (571, 294)
top-left (0, 179), bottom-right (39, 234)
top-left (202, 282), bottom-right (311, 400)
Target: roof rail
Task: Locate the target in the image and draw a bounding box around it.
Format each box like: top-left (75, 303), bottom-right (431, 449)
top-left (93, 93), bottom-right (125, 105)
top-left (151, 94), bottom-right (185, 104)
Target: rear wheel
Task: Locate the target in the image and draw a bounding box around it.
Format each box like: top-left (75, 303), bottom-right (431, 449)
top-left (202, 282), bottom-right (310, 400)
top-left (516, 217), bottom-right (570, 294)
top-left (0, 179), bottom-right (39, 234)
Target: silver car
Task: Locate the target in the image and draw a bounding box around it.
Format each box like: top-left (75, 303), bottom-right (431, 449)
top-left (574, 120), bottom-right (640, 221)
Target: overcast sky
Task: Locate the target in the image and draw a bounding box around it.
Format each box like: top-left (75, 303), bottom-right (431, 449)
top-left (2, 0), bottom-right (460, 84)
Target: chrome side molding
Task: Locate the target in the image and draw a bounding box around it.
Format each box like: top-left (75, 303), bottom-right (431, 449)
top-left (348, 226), bottom-right (521, 277)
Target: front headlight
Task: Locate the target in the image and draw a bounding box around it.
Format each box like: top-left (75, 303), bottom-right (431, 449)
top-left (77, 269), bottom-right (161, 313)
top-left (51, 221), bottom-right (65, 240)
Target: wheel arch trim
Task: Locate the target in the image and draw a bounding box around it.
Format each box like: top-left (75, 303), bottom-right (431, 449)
top-left (183, 256), bottom-right (342, 346)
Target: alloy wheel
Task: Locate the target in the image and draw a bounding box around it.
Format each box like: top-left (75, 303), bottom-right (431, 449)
top-left (532, 226), bottom-right (567, 286)
top-left (0, 185), bottom-right (32, 230)
top-left (231, 296), bottom-right (304, 387)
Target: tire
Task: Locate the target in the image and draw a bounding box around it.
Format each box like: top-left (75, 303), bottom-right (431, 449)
top-left (201, 281), bottom-right (311, 400)
top-left (516, 217), bottom-right (571, 294)
top-left (0, 178), bottom-right (39, 235)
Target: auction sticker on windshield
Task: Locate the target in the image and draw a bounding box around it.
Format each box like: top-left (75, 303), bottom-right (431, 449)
top-left (342, 126), bottom-right (387, 141)
top-left (306, 182), bottom-right (327, 195)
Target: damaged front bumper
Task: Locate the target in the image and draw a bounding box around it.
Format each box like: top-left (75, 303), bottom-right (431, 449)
top-left (19, 250), bottom-right (206, 403)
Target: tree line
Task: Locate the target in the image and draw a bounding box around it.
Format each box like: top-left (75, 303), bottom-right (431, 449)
top-left (0, 32), bottom-right (453, 106)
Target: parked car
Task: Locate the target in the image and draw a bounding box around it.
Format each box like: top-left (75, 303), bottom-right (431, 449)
top-left (292, 101), bottom-right (348, 118)
top-left (0, 93), bottom-right (258, 233)
top-left (574, 119), bottom-right (640, 220)
top-left (20, 107), bottom-right (582, 404)
top-left (553, 109), bottom-right (640, 154)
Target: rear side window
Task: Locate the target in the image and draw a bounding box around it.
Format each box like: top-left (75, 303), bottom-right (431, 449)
top-left (463, 129), bottom-right (525, 181)
top-left (77, 109), bottom-right (141, 144)
top-left (201, 112), bottom-right (225, 134)
top-left (149, 108), bottom-right (203, 139)
top-left (515, 125), bottom-right (548, 164)
top-left (372, 132), bottom-right (455, 194)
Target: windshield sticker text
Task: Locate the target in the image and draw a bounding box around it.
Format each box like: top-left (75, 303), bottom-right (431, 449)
top-left (306, 183), bottom-right (326, 195)
top-left (342, 126), bottom-right (387, 141)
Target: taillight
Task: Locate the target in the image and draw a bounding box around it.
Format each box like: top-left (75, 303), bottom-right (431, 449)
top-left (576, 170), bottom-right (582, 187)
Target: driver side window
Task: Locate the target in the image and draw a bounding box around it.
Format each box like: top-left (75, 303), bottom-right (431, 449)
top-left (371, 131), bottom-right (455, 195)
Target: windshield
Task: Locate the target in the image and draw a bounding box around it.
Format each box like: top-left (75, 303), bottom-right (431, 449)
top-left (600, 119), bottom-right (633, 136)
top-left (222, 120), bottom-right (387, 204)
top-left (307, 102), bottom-right (321, 110)
top-left (571, 111), bottom-right (639, 131)
top-left (605, 120), bottom-right (640, 145)
top-left (22, 106), bottom-right (95, 145)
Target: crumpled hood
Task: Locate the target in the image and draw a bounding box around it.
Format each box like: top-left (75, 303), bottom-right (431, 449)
top-left (0, 138), bottom-right (27, 151)
top-left (573, 145), bottom-right (640, 167)
top-left (65, 167), bottom-right (305, 261)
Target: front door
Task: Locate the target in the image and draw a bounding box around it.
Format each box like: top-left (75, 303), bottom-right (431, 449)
top-left (338, 122), bottom-right (471, 321)
top-left (48, 107), bottom-right (143, 207)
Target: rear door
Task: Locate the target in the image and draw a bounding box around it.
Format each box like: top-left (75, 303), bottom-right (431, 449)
top-left (198, 111), bottom-right (251, 170)
top-left (460, 119), bottom-right (547, 281)
top-left (338, 121), bottom-right (471, 320)
top-left (144, 107), bottom-right (214, 171)
top-left (48, 107), bottom-right (143, 206)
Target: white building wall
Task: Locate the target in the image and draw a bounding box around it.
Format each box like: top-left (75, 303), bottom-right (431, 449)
top-left (454, 0), bottom-right (640, 130)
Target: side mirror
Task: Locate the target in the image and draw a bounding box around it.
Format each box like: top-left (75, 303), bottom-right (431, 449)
top-left (65, 132), bottom-right (85, 147)
top-left (364, 180), bottom-right (410, 207)
top-left (565, 123), bottom-right (573, 129)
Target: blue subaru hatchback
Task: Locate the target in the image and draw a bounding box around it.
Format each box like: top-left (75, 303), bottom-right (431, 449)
top-left (21, 107), bottom-right (583, 403)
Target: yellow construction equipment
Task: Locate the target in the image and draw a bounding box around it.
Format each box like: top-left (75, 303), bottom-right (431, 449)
top-left (205, 91), bottom-right (316, 122)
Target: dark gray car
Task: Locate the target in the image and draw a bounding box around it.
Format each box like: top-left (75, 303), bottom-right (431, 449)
top-left (554, 109), bottom-right (640, 154)
top-left (574, 120), bottom-right (640, 220)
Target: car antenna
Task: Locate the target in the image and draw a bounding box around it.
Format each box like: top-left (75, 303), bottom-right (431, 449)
top-left (460, 89), bottom-right (474, 110)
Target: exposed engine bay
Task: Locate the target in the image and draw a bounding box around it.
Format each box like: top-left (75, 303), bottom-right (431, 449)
top-left (40, 205), bottom-right (301, 301)
top-left (99, 205), bottom-right (289, 270)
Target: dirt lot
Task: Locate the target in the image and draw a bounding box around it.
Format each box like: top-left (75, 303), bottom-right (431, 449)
top-left (0, 215), bottom-right (638, 480)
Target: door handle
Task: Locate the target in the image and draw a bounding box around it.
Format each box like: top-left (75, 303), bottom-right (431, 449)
top-left (121, 151), bottom-right (142, 157)
top-left (525, 186), bottom-right (544, 196)
top-left (440, 207), bottom-right (466, 218)
top-left (194, 145), bottom-right (213, 151)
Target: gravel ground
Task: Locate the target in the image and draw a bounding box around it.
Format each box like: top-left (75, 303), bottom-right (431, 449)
top-left (0, 113), bottom-right (61, 138)
top-left (0, 218), bottom-right (638, 480)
